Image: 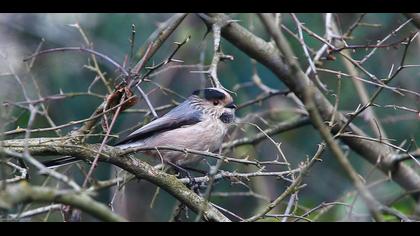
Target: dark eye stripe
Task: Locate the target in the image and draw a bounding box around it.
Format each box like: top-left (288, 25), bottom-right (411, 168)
top-left (193, 88), bottom-right (226, 101)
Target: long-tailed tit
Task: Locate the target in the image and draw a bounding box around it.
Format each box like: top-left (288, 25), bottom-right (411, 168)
top-left (43, 87), bottom-right (236, 168)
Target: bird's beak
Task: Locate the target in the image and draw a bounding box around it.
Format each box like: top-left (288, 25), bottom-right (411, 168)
top-left (225, 102), bottom-right (237, 109)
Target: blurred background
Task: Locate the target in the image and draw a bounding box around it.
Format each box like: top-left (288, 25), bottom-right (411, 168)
top-left (0, 13), bottom-right (419, 221)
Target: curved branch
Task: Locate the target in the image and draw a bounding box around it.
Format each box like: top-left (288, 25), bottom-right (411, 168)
top-left (0, 182), bottom-right (126, 222)
top-left (0, 138), bottom-right (230, 222)
top-left (24, 47), bottom-right (129, 76)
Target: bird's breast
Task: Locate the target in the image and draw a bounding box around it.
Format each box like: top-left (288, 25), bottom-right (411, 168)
top-left (134, 116), bottom-right (227, 165)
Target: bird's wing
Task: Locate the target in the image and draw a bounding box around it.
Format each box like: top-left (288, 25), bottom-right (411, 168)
top-left (114, 100), bottom-right (203, 145)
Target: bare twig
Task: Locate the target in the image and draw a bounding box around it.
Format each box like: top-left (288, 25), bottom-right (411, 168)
top-left (131, 13), bottom-right (188, 74)
top-left (244, 144), bottom-right (324, 222)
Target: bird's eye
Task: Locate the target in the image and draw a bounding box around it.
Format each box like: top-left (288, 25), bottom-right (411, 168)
top-left (213, 100), bottom-right (220, 106)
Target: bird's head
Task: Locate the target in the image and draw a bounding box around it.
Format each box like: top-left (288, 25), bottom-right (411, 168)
top-left (191, 87), bottom-right (236, 123)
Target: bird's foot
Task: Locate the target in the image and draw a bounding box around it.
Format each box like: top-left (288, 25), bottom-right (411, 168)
top-left (166, 161), bottom-right (202, 195)
top-left (184, 172), bottom-right (202, 195)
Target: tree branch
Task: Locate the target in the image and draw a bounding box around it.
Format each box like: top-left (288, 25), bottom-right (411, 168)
top-left (0, 182), bottom-right (126, 222)
top-left (0, 138), bottom-right (230, 222)
top-left (131, 13), bottom-right (188, 74)
top-left (199, 13), bottom-right (420, 201)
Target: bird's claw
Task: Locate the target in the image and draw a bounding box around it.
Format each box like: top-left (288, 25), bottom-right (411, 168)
top-left (185, 172), bottom-right (201, 195)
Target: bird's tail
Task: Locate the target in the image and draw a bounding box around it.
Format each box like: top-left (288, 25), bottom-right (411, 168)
top-left (42, 156), bottom-right (82, 169)
top-left (42, 142), bottom-right (123, 168)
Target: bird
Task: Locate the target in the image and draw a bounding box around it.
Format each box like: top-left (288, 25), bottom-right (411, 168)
top-left (42, 87), bottom-right (236, 169)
